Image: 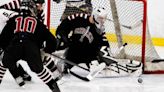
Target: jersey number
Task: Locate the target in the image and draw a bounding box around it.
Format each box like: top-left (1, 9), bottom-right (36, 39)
top-left (14, 16), bottom-right (37, 33)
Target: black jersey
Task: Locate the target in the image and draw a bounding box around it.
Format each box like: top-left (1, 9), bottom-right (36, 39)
top-left (0, 14), bottom-right (57, 53)
top-left (56, 13), bottom-right (110, 63)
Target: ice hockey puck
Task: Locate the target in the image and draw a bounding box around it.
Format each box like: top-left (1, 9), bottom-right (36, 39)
top-left (138, 78), bottom-right (143, 83)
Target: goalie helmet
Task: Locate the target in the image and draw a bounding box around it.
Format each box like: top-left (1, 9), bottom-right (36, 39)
top-left (92, 7), bottom-right (108, 34)
top-left (20, 0), bottom-right (37, 16)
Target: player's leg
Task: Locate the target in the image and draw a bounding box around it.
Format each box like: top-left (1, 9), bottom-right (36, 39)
top-left (0, 61), bottom-right (7, 84)
top-left (0, 49), bottom-right (7, 84)
top-left (25, 42), bottom-right (60, 92)
top-left (41, 50), bottom-right (65, 81)
top-left (2, 44), bottom-right (25, 86)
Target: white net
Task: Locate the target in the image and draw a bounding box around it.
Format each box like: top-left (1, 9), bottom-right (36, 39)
top-left (46, 0), bottom-right (162, 73)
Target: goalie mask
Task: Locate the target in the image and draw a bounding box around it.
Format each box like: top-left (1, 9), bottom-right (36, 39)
top-left (92, 7), bottom-right (108, 35)
top-left (20, 0), bottom-right (37, 16)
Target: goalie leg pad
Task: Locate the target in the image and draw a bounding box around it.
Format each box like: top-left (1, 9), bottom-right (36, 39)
top-left (101, 60), bottom-right (142, 77)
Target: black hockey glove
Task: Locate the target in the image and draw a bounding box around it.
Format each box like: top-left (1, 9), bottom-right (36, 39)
top-left (56, 34), bottom-right (70, 50)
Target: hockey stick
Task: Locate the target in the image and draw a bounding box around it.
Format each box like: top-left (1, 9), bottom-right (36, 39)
top-left (107, 43), bottom-right (127, 58)
top-left (151, 59), bottom-right (164, 63)
top-left (107, 19), bottom-right (143, 30)
top-left (51, 54), bottom-right (89, 71)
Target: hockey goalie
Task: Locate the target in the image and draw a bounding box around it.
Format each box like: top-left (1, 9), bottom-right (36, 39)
top-left (41, 6), bottom-right (143, 81)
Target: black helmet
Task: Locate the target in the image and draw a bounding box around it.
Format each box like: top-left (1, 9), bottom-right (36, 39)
top-left (20, 0), bottom-right (37, 16)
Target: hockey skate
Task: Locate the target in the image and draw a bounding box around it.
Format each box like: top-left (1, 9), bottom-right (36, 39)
top-left (51, 82), bottom-right (61, 92)
top-left (15, 76), bottom-right (25, 87)
top-left (48, 80), bottom-right (61, 92)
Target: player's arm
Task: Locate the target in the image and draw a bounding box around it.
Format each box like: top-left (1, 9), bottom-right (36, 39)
top-left (55, 17), bottom-right (74, 50)
top-left (41, 24), bottom-right (58, 54)
top-left (56, 13), bottom-right (90, 50)
top-left (0, 17), bottom-right (15, 50)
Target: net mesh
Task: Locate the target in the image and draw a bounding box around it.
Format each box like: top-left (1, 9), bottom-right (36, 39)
top-left (46, 0), bottom-right (162, 73)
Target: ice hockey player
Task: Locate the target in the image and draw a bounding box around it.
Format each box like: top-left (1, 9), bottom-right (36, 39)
top-left (0, 0), bottom-right (60, 91)
top-left (55, 7), bottom-right (143, 78)
top-left (0, 0), bottom-right (32, 84)
top-left (0, 0), bottom-right (63, 84)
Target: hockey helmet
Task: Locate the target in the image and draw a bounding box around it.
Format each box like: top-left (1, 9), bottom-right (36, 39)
top-left (20, 0), bottom-right (37, 16)
top-left (92, 7), bottom-right (108, 34)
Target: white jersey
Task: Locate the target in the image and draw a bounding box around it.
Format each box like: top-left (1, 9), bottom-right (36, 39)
top-left (0, 9), bottom-right (18, 33)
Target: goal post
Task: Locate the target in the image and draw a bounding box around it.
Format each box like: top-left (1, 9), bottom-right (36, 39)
top-left (45, 0), bottom-right (163, 74)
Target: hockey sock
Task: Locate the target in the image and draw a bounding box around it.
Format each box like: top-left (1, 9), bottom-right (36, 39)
top-left (0, 62), bottom-right (7, 84)
top-left (42, 53), bottom-right (57, 72)
top-left (37, 68), bottom-right (60, 92)
top-left (42, 53), bottom-right (64, 80)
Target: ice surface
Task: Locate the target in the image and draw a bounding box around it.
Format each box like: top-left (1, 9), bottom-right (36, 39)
top-left (0, 46), bottom-right (164, 92)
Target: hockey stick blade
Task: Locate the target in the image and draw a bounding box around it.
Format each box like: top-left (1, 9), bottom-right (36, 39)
top-left (70, 71), bottom-right (90, 81)
top-left (151, 59), bottom-right (164, 63)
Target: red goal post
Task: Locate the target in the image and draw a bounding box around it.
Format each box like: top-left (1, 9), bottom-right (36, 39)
top-left (45, 0), bottom-right (163, 74)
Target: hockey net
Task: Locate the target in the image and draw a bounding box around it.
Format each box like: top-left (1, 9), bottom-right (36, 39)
top-left (45, 0), bottom-right (163, 74)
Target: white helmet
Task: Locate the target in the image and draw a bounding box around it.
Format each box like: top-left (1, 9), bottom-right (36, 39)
top-left (92, 7), bottom-right (108, 34)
